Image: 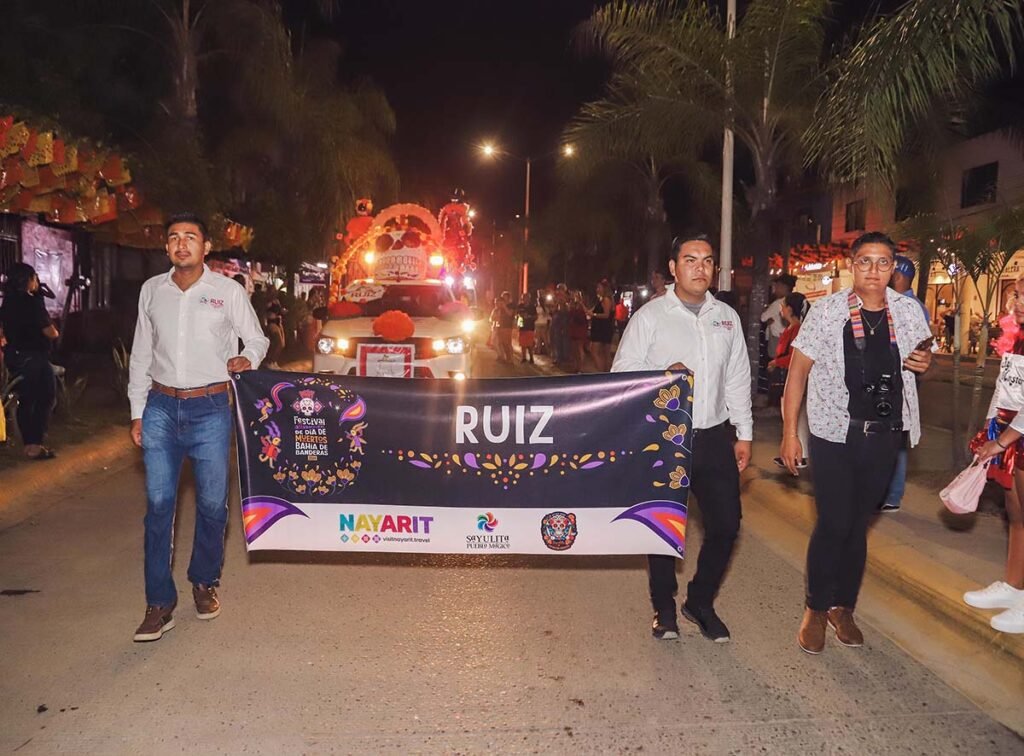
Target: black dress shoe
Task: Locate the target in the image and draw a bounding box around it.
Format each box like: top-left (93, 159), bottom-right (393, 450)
top-left (651, 609), bottom-right (679, 640)
top-left (681, 601), bottom-right (730, 643)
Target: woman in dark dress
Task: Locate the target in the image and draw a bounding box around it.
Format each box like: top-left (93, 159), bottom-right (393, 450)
top-left (0, 263), bottom-right (59, 459)
top-left (589, 280), bottom-right (615, 372)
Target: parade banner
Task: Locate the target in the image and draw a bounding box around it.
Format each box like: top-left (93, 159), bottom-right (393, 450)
top-left (232, 369), bottom-right (693, 557)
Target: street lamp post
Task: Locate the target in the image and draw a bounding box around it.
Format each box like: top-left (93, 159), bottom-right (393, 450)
top-left (479, 142), bottom-right (574, 295)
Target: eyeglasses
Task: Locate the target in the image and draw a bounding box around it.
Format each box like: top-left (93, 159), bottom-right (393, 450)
top-left (852, 256), bottom-right (893, 271)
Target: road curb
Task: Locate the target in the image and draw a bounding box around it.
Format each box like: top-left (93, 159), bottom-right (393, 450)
top-left (0, 429), bottom-right (134, 530)
top-left (742, 466), bottom-right (1024, 666)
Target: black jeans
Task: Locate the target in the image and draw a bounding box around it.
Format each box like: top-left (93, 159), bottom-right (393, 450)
top-left (805, 427), bottom-right (901, 611)
top-left (4, 349), bottom-right (56, 446)
top-left (648, 423), bottom-right (742, 611)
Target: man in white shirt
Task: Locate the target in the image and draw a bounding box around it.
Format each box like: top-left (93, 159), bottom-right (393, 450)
top-left (612, 234), bottom-right (752, 643)
top-left (128, 212), bottom-right (269, 642)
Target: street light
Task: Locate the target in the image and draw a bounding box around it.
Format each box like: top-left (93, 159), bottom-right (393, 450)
top-left (478, 140), bottom-right (576, 294)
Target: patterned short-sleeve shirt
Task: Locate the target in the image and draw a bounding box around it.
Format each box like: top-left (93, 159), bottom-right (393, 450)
top-left (792, 287), bottom-right (932, 446)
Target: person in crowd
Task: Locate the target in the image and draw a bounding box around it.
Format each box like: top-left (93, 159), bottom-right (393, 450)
top-left (880, 254), bottom-right (932, 513)
top-left (770, 292), bottom-right (809, 469)
top-left (761, 274), bottom-right (796, 402)
top-left (614, 295), bottom-right (629, 336)
top-left (516, 294), bottom-right (537, 365)
top-left (966, 273), bottom-right (1024, 635)
top-left (0, 262), bottom-right (59, 459)
top-left (762, 275), bottom-right (796, 361)
top-left (568, 290), bottom-right (590, 372)
top-left (890, 255), bottom-right (929, 322)
top-left (650, 268), bottom-right (670, 300)
top-left (942, 305), bottom-right (956, 352)
top-left (779, 232), bottom-right (933, 655)
top-left (589, 279), bottom-right (615, 372)
top-left (613, 234), bottom-right (752, 643)
top-left (534, 293), bottom-right (550, 356)
top-left (127, 212), bottom-right (269, 643)
top-left (263, 290), bottom-right (286, 369)
top-left (550, 288), bottom-right (568, 365)
top-left (494, 291), bottom-right (515, 364)
top-left (487, 296), bottom-right (499, 349)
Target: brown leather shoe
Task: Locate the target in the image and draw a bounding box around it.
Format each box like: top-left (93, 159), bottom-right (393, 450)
top-left (133, 603), bottom-right (176, 642)
top-left (827, 607), bottom-right (864, 647)
top-left (798, 608), bottom-right (827, 654)
top-left (193, 583), bottom-right (221, 620)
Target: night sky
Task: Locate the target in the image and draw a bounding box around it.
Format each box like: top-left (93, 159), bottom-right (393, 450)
top-left (284, 0), bottom-right (609, 229)
top-left (284, 0), bottom-right (910, 232)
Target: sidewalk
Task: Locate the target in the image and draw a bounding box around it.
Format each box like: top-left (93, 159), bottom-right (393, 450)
top-left (748, 411), bottom-right (1020, 656)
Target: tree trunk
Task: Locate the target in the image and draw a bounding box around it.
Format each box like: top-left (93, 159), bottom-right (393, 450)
top-left (968, 319), bottom-right (989, 451)
top-left (951, 304), bottom-right (966, 468)
top-left (744, 212), bottom-right (772, 401)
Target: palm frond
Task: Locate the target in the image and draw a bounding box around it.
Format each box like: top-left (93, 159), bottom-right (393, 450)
top-left (805, 0), bottom-right (1024, 188)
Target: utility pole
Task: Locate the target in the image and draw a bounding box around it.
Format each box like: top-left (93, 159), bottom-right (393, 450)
top-left (718, 0), bottom-right (736, 291)
top-left (522, 158), bottom-right (531, 295)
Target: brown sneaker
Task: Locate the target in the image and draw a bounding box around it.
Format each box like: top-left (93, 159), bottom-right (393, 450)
top-left (193, 583), bottom-right (221, 620)
top-left (827, 607), bottom-right (864, 647)
top-left (798, 608), bottom-right (827, 654)
top-left (133, 603), bottom-right (176, 642)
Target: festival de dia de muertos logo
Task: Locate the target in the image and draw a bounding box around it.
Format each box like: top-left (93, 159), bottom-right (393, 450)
top-left (541, 511), bottom-right (578, 551)
top-left (250, 376), bottom-right (368, 498)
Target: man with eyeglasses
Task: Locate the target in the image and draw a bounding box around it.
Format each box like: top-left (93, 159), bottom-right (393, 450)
top-left (612, 234), bottom-right (752, 643)
top-left (778, 232), bottom-right (933, 654)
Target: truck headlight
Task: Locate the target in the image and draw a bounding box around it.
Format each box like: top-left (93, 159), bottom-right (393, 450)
top-left (461, 319), bottom-right (475, 335)
top-left (445, 337), bottom-right (466, 355)
top-left (317, 337), bottom-right (349, 355)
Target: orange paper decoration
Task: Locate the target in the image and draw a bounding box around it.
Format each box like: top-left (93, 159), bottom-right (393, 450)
top-left (372, 310), bottom-right (415, 342)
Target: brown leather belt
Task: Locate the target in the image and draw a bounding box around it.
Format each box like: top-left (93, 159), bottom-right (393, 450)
top-left (152, 381), bottom-right (230, 400)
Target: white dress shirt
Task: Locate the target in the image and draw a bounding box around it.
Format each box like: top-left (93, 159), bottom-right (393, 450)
top-left (128, 265), bottom-right (269, 419)
top-left (761, 298), bottom-right (785, 339)
top-left (611, 289), bottom-right (753, 441)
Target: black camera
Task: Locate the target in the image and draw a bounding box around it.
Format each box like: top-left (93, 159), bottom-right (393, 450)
top-left (864, 373), bottom-right (894, 418)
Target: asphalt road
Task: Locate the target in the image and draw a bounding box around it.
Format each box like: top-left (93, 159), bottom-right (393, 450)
top-left (1, 348), bottom-right (1020, 754)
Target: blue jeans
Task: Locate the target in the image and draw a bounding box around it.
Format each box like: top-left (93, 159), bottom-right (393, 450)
top-left (142, 390), bottom-right (232, 606)
top-left (884, 440), bottom-right (908, 506)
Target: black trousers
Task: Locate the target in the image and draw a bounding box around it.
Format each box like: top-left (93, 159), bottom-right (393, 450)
top-left (648, 423), bottom-right (742, 611)
top-left (805, 428), bottom-right (901, 611)
top-left (4, 349), bottom-right (56, 446)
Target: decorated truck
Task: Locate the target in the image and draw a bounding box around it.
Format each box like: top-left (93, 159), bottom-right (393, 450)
top-left (313, 200), bottom-right (480, 379)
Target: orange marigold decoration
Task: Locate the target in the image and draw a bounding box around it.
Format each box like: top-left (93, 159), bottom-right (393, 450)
top-left (372, 310), bottom-right (415, 342)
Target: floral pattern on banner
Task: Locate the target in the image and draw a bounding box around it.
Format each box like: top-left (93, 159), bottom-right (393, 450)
top-left (642, 372), bottom-right (695, 491)
top-left (382, 448), bottom-right (627, 490)
top-left (248, 375), bottom-right (368, 498)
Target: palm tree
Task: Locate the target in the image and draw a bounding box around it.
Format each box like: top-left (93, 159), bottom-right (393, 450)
top-left (577, 0), bottom-right (830, 367)
top-left (805, 0), bottom-right (1024, 191)
top-left (563, 73), bottom-right (723, 280)
top-left (954, 207), bottom-right (1024, 457)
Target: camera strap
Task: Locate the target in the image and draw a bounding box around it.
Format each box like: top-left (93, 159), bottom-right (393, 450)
top-left (847, 290), bottom-right (897, 353)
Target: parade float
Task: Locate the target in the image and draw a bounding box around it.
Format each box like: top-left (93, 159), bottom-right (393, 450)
top-left (313, 195), bottom-right (480, 379)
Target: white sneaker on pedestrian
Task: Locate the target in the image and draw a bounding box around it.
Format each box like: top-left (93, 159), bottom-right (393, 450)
top-left (963, 581), bottom-right (1024, 609)
top-left (990, 601), bottom-right (1024, 633)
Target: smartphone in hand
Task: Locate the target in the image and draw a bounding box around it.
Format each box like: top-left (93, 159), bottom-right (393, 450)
top-left (914, 336), bottom-right (935, 352)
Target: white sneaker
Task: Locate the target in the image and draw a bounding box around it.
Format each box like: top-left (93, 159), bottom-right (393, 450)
top-left (963, 581), bottom-right (1024, 609)
top-left (990, 602), bottom-right (1024, 633)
